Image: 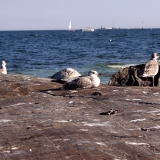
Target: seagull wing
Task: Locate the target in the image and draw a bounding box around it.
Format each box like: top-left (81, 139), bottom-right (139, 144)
top-left (143, 60), bottom-right (158, 76)
top-left (63, 76), bottom-right (92, 90)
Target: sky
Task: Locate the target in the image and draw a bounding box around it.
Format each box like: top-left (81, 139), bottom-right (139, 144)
top-left (0, 0), bottom-right (160, 30)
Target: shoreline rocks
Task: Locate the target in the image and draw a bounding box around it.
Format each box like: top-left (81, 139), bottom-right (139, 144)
top-left (109, 63), bottom-right (160, 87)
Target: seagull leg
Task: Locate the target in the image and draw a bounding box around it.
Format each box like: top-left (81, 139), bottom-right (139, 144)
top-left (152, 76), bottom-right (154, 87)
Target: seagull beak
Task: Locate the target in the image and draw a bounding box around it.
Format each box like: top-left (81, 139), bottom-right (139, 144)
top-left (98, 73), bottom-right (102, 76)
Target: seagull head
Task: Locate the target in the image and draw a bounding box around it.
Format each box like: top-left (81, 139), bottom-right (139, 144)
top-left (88, 70), bottom-right (101, 76)
top-left (2, 61), bottom-right (6, 66)
top-left (151, 52), bottom-right (159, 59)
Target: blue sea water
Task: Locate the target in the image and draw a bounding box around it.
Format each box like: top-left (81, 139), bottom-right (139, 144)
top-left (0, 29), bottom-right (160, 83)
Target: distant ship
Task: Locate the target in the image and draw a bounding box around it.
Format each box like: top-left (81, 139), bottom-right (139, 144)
top-left (99, 25), bottom-right (106, 30)
top-left (68, 21), bottom-right (75, 31)
top-left (82, 27), bottom-right (94, 32)
top-left (96, 25), bottom-right (107, 30)
top-left (95, 25), bottom-right (113, 31)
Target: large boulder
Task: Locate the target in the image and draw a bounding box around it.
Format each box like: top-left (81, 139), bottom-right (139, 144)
top-left (108, 64), bottom-right (160, 87)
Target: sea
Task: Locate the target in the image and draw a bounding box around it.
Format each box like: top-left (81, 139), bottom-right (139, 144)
top-left (0, 29), bottom-right (160, 83)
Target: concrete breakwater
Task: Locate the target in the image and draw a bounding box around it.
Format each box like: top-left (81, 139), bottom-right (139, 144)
top-left (0, 74), bottom-right (160, 159)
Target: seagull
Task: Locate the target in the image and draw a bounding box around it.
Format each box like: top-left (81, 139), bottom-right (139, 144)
top-left (51, 68), bottom-right (81, 80)
top-left (62, 70), bottom-right (101, 90)
top-left (0, 61), bottom-right (7, 74)
top-left (142, 52), bottom-right (159, 86)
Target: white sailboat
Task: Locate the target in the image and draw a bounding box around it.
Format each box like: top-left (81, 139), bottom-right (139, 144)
top-left (68, 21), bottom-right (74, 31)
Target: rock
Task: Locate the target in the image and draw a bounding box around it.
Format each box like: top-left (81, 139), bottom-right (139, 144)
top-left (109, 64), bottom-right (160, 87)
top-left (51, 68), bottom-right (81, 80)
top-left (0, 74), bottom-right (61, 99)
top-left (0, 74), bottom-right (160, 159)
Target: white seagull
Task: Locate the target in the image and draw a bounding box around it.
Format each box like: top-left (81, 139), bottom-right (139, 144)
top-left (63, 70), bottom-right (101, 90)
top-left (0, 61), bottom-right (7, 74)
top-left (142, 52), bottom-right (159, 86)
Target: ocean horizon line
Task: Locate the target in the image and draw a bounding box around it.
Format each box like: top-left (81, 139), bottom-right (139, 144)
top-left (0, 28), bottom-right (160, 32)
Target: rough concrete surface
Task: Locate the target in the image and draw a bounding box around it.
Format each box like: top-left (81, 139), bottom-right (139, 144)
top-left (0, 74), bottom-right (160, 160)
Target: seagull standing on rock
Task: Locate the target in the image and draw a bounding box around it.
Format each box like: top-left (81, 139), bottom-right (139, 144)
top-left (0, 61), bottom-right (7, 74)
top-left (142, 52), bottom-right (159, 87)
top-left (62, 70), bottom-right (101, 90)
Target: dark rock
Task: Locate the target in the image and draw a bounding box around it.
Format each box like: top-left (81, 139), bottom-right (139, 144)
top-left (0, 74), bottom-right (160, 159)
top-left (100, 109), bottom-right (120, 115)
top-left (109, 64), bottom-right (160, 87)
top-left (92, 91), bottom-right (102, 96)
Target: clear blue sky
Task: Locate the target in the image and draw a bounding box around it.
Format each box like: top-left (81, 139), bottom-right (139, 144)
top-left (0, 0), bottom-right (160, 30)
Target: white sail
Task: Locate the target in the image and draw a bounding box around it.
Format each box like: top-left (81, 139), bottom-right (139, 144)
top-left (69, 21), bottom-right (72, 31)
top-left (68, 21), bottom-right (74, 31)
